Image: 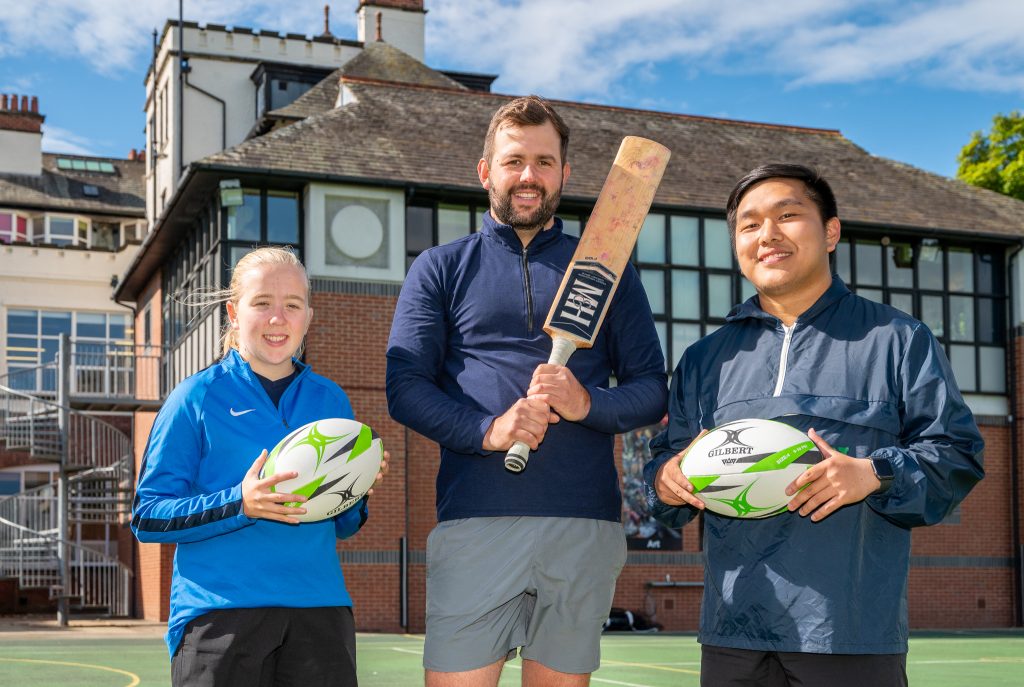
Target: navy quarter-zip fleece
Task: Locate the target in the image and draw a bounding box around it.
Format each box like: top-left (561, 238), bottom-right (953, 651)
top-left (387, 213), bottom-right (667, 522)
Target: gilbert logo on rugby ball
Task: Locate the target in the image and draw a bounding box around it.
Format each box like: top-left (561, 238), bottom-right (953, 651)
top-left (681, 418), bottom-right (820, 519)
top-left (260, 418), bottom-right (383, 523)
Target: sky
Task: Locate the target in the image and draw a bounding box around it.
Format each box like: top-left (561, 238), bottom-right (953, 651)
top-left (0, 0), bottom-right (1022, 179)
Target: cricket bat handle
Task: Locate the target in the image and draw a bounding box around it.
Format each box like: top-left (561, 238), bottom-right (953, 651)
top-left (504, 337), bottom-right (579, 473)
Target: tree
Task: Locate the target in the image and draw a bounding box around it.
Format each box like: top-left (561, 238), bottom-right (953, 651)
top-left (957, 110), bottom-right (1024, 201)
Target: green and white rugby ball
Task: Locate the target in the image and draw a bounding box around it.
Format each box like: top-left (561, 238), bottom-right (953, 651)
top-left (260, 418), bottom-right (383, 523)
top-left (681, 418), bottom-right (820, 519)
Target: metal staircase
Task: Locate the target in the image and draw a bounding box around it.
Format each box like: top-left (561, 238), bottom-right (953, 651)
top-left (0, 336), bottom-right (157, 619)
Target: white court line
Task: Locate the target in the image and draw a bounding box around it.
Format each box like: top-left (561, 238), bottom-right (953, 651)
top-left (390, 648), bottom-right (658, 687)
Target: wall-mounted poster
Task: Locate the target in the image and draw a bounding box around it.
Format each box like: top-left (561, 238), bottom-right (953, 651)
top-left (621, 420), bottom-right (682, 551)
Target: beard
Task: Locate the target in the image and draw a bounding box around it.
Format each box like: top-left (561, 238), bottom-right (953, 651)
top-left (490, 181), bottom-right (563, 235)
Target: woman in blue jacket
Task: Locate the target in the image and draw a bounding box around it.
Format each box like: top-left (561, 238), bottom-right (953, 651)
top-left (132, 246), bottom-right (384, 686)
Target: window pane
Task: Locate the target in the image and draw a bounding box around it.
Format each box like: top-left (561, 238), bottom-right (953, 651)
top-left (50, 217), bottom-right (74, 246)
top-left (948, 248), bottom-right (973, 293)
top-left (977, 297), bottom-right (1004, 344)
top-left (40, 337), bottom-right (59, 363)
top-left (7, 336), bottom-right (39, 363)
top-left (228, 246), bottom-right (250, 271)
top-left (76, 312), bottom-right (106, 338)
top-left (976, 250), bottom-right (1001, 294)
top-left (949, 296), bottom-right (974, 342)
top-left (671, 323), bottom-right (701, 369)
top-left (653, 321), bottom-right (667, 368)
top-left (887, 243), bottom-right (914, 288)
top-left (226, 191), bottom-right (260, 241)
top-left (834, 239), bottom-right (850, 282)
top-left (670, 216), bottom-right (699, 266)
top-left (92, 221), bottom-right (118, 250)
top-left (637, 214), bottom-right (665, 263)
top-left (0, 213), bottom-right (11, 243)
top-left (109, 313), bottom-right (127, 340)
top-left (8, 309), bottom-right (38, 335)
top-left (438, 204), bottom-right (470, 246)
top-left (77, 219), bottom-right (89, 245)
top-left (640, 269), bottom-right (665, 315)
top-left (561, 217), bottom-right (581, 238)
top-left (267, 191), bottom-right (299, 244)
top-left (671, 270), bottom-right (700, 320)
top-left (405, 205), bottom-right (433, 255)
top-left (948, 345), bottom-right (976, 392)
top-left (979, 346), bottom-right (1006, 393)
top-left (855, 241), bottom-right (882, 286)
top-left (921, 295), bottom-right (944, 338)
top-left (858, 288), bottom-right (883, 303)
top-left (41, 311), bottom-right (71, 336)
top-left (707, 274), bottom-right (734, 318)
top-left (918, 242), bottom-right (943, 290)
top-left (475, 208), bottom-right (486, 233)
top-left (740, 276), bottom-right (757, 302)
top-left (704, 219), bottom-right (732, 269)
top-left (890, 292), bottom-right (913, 316)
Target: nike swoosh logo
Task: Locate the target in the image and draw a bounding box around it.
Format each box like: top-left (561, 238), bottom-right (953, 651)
top-left (229, 408), bottom-right (255, 417)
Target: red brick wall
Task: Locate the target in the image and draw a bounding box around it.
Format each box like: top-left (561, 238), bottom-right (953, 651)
top-left (132, 273), bottom-right (173, 622)
top-left (129, 287), bottom-right (1022, 631)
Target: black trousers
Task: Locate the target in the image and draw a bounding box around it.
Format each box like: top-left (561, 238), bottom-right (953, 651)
top-left (172, 607), bottom-right (357, 687)
top-left (701, 644), bottom-right (908, 687)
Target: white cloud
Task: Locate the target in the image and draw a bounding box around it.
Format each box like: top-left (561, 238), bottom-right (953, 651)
top-left (426, 0), bottom-right (1024, 98)
top-left (0, 0), bottom-right (357, 74)
top-left (41, 124), bottom-right (98, 155)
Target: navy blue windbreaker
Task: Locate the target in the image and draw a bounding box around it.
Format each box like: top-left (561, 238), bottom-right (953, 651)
top-left (643, 276), bottom-right (984, 654)
top-left (387, 213), bottom-right (667, 522)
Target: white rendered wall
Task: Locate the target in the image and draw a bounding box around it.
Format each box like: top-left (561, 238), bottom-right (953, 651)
top-left (0, 130), bottom-right (42, 176)
top-left (144, 24), bottom-right (362, 225)
top-left (0, 244), bottom-right (138, 372)
top-left (357, 6), bottom-right (425, 61)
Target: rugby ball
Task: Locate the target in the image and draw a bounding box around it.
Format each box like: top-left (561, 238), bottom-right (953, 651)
top-left (681, 419), bottom-right (820, 519)
top-left (260, 418), bottom-right (383, 523)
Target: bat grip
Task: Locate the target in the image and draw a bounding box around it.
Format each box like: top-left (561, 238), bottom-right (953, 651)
top-left (504, 338), bottom-right (578, 473)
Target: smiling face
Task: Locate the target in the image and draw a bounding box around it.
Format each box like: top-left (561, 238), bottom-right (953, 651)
top-left (733, 177), bottom-right (841, 318)
top-left (477, 120), bottom-right (570, 244)
top-left (225, 262), bottom-right (312, 380)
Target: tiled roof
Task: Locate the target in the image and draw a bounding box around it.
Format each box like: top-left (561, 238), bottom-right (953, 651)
top-left (0, 154), bottom-right (146, 216)
top-left (204, 79), bottom-right (1024, 238)
top-left (267, 41), bottom-right (465, 121)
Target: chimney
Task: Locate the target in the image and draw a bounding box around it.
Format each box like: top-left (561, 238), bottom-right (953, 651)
top-left (320, 4), bottom-right (334, 37)
top-left (356, 0), bottom-right (425, 61)
top-left (129, 148), bottom-right (138, 161)
top-left (0, 93), bottom-right (45, 176)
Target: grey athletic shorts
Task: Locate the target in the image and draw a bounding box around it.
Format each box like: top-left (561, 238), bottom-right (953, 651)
top-left (424, 515), bottom-right (627, 674)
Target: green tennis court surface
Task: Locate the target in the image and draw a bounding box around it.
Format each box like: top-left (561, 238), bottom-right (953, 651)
top-left (0, 630), bottom-right (1021, 685)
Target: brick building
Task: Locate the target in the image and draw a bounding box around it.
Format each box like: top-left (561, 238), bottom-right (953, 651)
top-left (108, 1), bottom-right (1022, 631)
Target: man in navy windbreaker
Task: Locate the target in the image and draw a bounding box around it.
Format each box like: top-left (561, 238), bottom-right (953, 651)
top-left (644, 164), bottom-right (984, 687)
top-left (387, 96), bottom-right (666, 685)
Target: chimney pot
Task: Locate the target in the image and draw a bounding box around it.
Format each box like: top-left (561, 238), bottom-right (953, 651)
top-left (20, 95), bottom-right (28, 111)
top-left (31, 96), bottom-right (38, 113)
top-left (1, 94), bottom-right (7, 110)
top-left (375, 10), bottom-right (383, 41)
top-left (129, 148), bottom-right (138, 161)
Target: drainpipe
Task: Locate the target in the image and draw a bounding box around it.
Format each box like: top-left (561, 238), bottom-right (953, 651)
top-left (1008, 241), bottom-right (1023, 626)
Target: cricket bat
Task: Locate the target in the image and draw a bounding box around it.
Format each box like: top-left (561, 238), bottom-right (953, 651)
top-left (504, 136), bottom-right (671, 473)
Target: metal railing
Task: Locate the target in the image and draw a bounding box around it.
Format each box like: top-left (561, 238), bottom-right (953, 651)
top-left (0, 516), bottom-right (132, 616)
top-left (0, 383), bottom-right (132, 470)
top-left (2, 340), bottom-right (170, 401)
